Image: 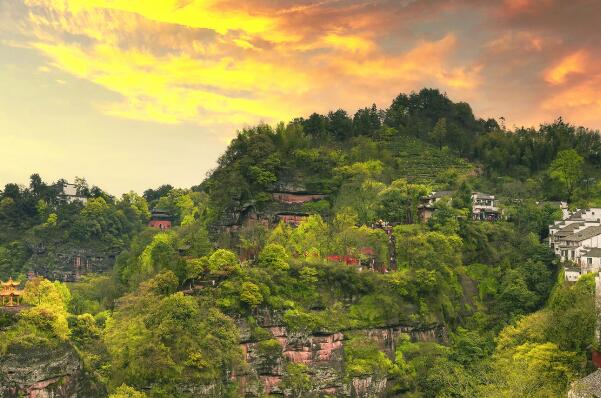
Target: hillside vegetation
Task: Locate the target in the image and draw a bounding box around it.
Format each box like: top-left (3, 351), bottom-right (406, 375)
top-left (0, 88), bottom-right (600, 397)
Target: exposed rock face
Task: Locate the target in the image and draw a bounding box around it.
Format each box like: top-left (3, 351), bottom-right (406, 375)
top-left (237, 315), bottom-right (447, 397)
top-left (29, 247), bottom-right (116, 282)
top-left (0, 342), bottom-right (106, 398)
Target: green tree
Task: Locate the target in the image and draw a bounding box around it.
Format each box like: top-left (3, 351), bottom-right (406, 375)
top-left (549, 149), bottom-right (583, 199)
top-left (109, 385), bottom-right (147, 398)
top-left (240, 281), bottom-right (263, 308)
top-left (208, 249), bottom-right (241, 278)
top-left (258, 243), bottom-right (289, 271)
top-left (429, 117), bottom-right (447, 149)
top-left (280, 363), bottom-right (314, 398)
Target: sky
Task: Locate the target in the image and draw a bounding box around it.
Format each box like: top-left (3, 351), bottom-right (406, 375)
top-left (1, 0), bottom-right (601, 195)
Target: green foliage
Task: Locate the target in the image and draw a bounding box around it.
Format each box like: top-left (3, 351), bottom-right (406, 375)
top-left (105, 290), bottom-right (242, 391)
top-left (68, 313), bottom-right (101, 345)
top-left (109, 384), bottom-right (147, 398)
top-left (283, 308), bottom-right (323, 333)
top-left (280, 363), bottom-right (314, 398)
top-left (240, 281), bottom-right (263, 308)
top-left (69, 274), bottom-right (121, 315)
top-left (429, 117), bottom-right (447, 149)
top-left (4, 91), bottom-right (597, 397)
top-left (344, 336), bottom-right (393, 378)
top-left (208, 249), bottom-right (241, 277)
top-left (256, 338), bottom-right (282, 362)
top-left (258, 243), bottom-right (289, 271)
top-left (549, 149), bottom-right (584, 199)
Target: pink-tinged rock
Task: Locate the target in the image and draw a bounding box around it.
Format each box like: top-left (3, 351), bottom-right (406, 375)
top-left (261, 375), bottom-right (282, 394)
top-left (276, 337), bottom-right (288, 348)
top-left (316, 340), bottom-right (343, 361)
top-left (317, 350), bottom-right (332, 361)
top-left (240, 343), bottom-right (250, 361)
top-left (270, 326), bottom-right (287, 337)
top-left (322, 387), bottom-right (338, 394)
top-left (283, 350), bottom-right (313, 364)
top-left (319, 340), bottom-right (343, 351)
top-left (352, 376), bottom-right (387, 396)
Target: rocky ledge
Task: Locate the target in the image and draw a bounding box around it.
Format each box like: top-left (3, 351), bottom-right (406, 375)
top-left (237, 320), bottom-right (447, 397)
top-left (0, 342), bottom-right (106, 398)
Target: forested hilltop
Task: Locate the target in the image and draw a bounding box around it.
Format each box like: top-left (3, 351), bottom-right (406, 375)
top-left (0, 88), bottom-right (599, 397)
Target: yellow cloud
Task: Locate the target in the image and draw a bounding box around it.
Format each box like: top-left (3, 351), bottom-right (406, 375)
top-left (322, 33), bottom-right (374, 54)
top-left (32, 40), bottom-right (308, 126)
top-left (15, 0), bottom-right (483, 128)
top-left (544, 50), bottom-right (587, 85)
top-left (25, 0), bottom-right (276, 36)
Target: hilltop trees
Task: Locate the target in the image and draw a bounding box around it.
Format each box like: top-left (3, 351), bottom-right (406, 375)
top-left (549, 149), bottom-right (584, 200)
top-left (429, 118), bottom-right (447, 149)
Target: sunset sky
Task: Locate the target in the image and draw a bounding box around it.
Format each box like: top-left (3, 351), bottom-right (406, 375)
top-left (2, 0), bottom-right (601, 194)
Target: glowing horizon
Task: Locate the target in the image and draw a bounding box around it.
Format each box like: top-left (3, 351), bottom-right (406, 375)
top-left (2, 0), bottom-right (601, 194)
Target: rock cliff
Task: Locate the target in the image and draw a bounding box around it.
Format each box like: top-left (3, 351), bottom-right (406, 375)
top-left (235, 312), bottom-right (447, 397)
top-left (0, 341), bottom-right (106, 398)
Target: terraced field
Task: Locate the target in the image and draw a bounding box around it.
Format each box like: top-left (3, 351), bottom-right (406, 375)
top-left (385, 136), bottom-right (475, 184)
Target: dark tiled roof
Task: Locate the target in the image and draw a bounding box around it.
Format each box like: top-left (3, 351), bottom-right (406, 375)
top-left (567, 210), bottom-right (584, 220)
top-left (473, 192), bottom-right (495, 199)
top-left (555, 222), bottom-right (585, 237)
top-left (583, 248), bottom-right (601, 258)
top-left (564, 226), bottom-right (601, 242)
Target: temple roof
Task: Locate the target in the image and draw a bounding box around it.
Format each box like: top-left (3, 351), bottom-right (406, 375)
top-left (0, 289), bottom-right (21, 296)
top-left (2, 277), bottom-right (20, 286)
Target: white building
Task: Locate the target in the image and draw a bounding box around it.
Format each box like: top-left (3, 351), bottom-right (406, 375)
top-left (565, 267), bottom-right (582, 282)
top-left (62, 182), bottom-right (87, 204)
top-left (579, 248), bottom-right (601, 274)
top-left (549, 208), bottom-right (601, 281)
top-left (558, 226), bottom-right (601, 262)
top-left (471, 192), bottom-right (500, 221)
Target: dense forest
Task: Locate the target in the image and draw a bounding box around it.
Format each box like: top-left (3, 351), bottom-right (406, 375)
top-left (0, 88), bottom-right (600, 397)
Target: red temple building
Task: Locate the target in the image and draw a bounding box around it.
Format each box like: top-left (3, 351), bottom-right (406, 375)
top-left (149, 209), bottom-right (172, 230)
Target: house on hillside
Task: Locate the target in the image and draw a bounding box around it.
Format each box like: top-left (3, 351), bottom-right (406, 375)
top-left (418, 190), bottom-right (502, 222)
top-left (417, 190), bottom-right (454, 222)
top-left (148, 209), bottom-right (172, 230)
top-left (471, 192), bottom-right (500, 221)
top-left (548, 207), bottom-right (601, 281)
top-left (61, 182), bottom-right (87, 204)
top-left (558, 226), bottom-right (601, 262)
top-left (565, 267), bottom-right (582, 282)
top-left (579, 248), bottom-right (601, 274)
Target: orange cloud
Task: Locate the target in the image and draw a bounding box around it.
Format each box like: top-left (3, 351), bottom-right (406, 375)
top-left (544, 50), bottom-right (587, 85)
top-left (326, 34), bottom-right (481, 90)
top-left (541, 76), bottom-right (601, 125)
